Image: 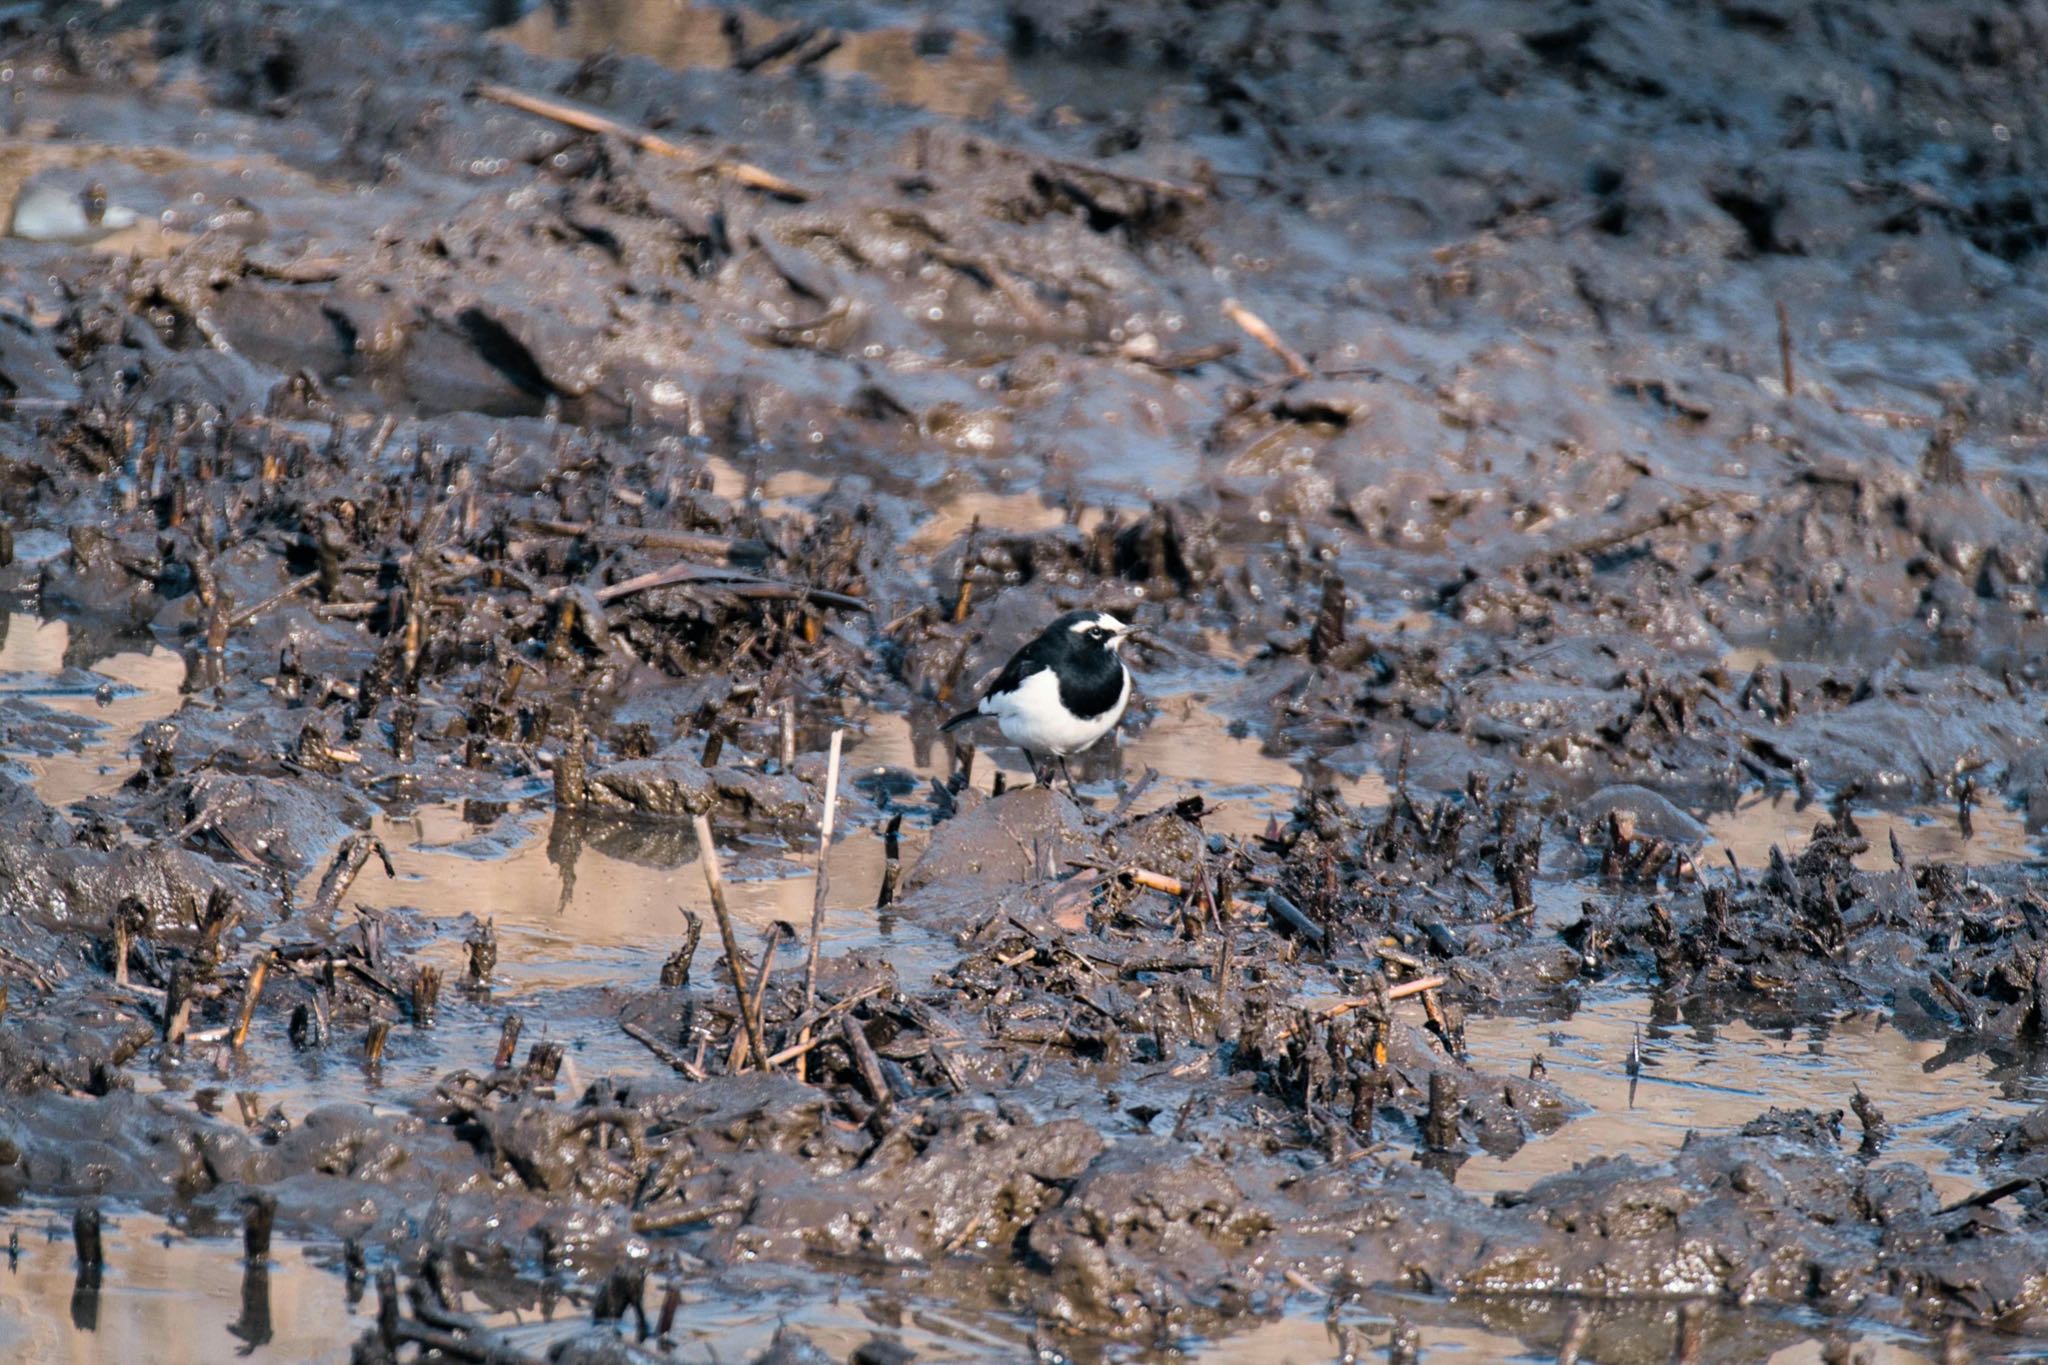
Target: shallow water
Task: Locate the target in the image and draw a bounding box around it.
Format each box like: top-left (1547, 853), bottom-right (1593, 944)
top-left (0, 1200), bottom-right (1960, 1364)
top-left (0, 609), bottom-right (2025, 1361)
top-left (1462, 988), bottom-right (2039, 1206)
top-left (1705, 789), bottom-right (2037, 873)
top-left (0, 612), bottom-right (185, 807)
top-left (0, 1207), bottom-right (358, 1365)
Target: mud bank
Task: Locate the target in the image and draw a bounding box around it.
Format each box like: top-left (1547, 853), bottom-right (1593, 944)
top-left (4, 0), bottom-right (2048, 1361)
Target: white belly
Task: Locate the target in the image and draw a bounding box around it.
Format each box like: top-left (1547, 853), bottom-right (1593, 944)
top-left (983, 665), bottom-right (1129, 757)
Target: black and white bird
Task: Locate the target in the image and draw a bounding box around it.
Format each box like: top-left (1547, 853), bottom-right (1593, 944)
top-left (942, 610), bottom-right (1134, 789)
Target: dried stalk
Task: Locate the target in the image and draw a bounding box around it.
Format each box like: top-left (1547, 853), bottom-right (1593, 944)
top-left (691, 812), bottom-right (771, 1072)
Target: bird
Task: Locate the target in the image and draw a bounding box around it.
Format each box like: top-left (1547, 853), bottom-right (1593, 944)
top-left (942, 610), bottom-right (1135, 791)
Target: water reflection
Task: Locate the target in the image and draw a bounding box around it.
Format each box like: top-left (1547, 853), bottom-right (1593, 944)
top-left (503, 0), bottom-right (1016, 118)
top-left (1463, 989), bottom-right (2037, 1205)
top-left (1706, 788), bottom-right (2033, 872)
top-left (0, 612), bottom-right (187, 807)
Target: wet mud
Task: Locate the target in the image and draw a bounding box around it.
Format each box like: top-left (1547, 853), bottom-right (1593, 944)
top-left (4, 0), bottom-right (2048, 1360)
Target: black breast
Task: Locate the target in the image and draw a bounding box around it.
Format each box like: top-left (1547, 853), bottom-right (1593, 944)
top-left (1055, 653), bottom-right (1126, 719)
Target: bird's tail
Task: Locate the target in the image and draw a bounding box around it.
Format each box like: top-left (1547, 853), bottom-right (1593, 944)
top-left (940, 708), bottom-right (979, 733)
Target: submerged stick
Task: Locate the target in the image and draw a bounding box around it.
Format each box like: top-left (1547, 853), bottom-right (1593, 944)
top-left (691, 812), bottom-right (771, 1072)
top-left (475, 83), bottom-right (809, 200)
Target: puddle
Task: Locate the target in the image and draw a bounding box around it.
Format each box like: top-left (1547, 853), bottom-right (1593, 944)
top-left (0, 612), bottom-right (187, 807)
top-left (858, 701), bottom-right (1391, 840)
top-left (503, 0), bottom-right (1018, 118)
top-left (318, 695), bottom-right (1386, 998)
top-left (1462, 989), bottom-right (2040, 1205)
top-left (0, 1206), bottom-right (357, 1365)
top-left (1706, 790), bottom-right (2036, 873)
top-left (0, 1199), bottom-right (1953, 1365)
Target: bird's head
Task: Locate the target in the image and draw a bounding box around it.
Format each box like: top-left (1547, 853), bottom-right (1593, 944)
top-left (1066, 611), bottom-right (1134, 654)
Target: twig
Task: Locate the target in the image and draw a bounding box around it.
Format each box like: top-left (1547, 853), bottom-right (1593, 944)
top-left (1110, 864), bottom-right (1261, 917)
top-left (312, 601), bottom-right (380, 621)
top-left (798, 729), bottom-right (844, 1082)
top-left (227, 572), bottom-right (320, 630)
top-left (620, 1017), bottom-right (706, 1081)
top-left (230, 954), bottom-right (270, 1049)
top-left (1318, 978), bottom-right (1446, 1014)
top-left (630, 1194), bottom-right (750, 1235)
top-left (727, 923), bottom-right (792, 1071)
top-left (1268, 977), bottom-right (1448, 1047)
top-left (475, 82), bottom-right (809, 200)
top-left (733, 23), bottom-right (817, 72)
top-left (1041, 153), bottom-right (1207, 204)
top-left (1128, 341), bottom-right (1239, 374)
top-left (764, 983), bottom-right (888, 1068)
top-left (242, 255), bottom-right (348, 284)
top-left (692, 813), bottom-right (771, 1072)
top-left (1221, 298), bottom-right (1311, 380)
top-left (1262, 889), bottom-right (1327, 946)
top-left (801, 729), bottom-right (844, 1011)
top-left (1546, 490), bottom-right (1718, 563)
top-left (593, 559), bottom-right (866, 611)
top-left (840, 1014), bottom-right (890, 1105)
top-left (310, 834), bottom-right (395, 920)
top-left (517, 519), bottom-right (769, 564)
top-left (1107, 766), bottom-right (1160, 823)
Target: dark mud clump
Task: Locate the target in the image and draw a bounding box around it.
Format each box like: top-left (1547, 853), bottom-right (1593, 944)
top-left (4, 0), bottom-right (2048, 1360)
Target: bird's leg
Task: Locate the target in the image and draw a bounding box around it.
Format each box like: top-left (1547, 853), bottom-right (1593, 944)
top-left (1028, 752), bottom-right (1054, 789)
top-left (1058, 755), bottom-right (1082, 803)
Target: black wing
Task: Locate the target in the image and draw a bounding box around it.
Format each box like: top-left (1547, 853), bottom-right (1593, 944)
top-left (939, 638), bottom-right (1054, 730)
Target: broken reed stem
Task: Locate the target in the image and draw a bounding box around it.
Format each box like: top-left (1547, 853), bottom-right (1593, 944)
top-left (797, 728), bottom-right (844, 1083)
top-left (1221, 297), bottom-right (1312, 380)
top-left (1304, 978), bottom-right (1445, 1018)
top-left (364, 1020), bottom-right (391, 1069)
top-left (227, 571), bottom-right (319, 630)
top-left (474, 83), bottom-right (810, 200)
top-left (801, 729), bottom-right (844, 1011)
top-left (111, 914), bottom-right (130, 988)
top-left (243, 1192), bottom-right (276, 1264)
top-left (1103, 864), bottom-right (1445, 999)
top-left (622, 1017), bottom-right (706, 1081)
top-left (494, 1014), bottom-right (523, 1070)
top-left (727, 925), bottom-right (789, 1071)
top-left (73, 1206), bottom-right (102, 1281)
top-left (691, 811), bottom-right (772, 1073)
top-left (231, 953), bottom-right (271, 1049)
top-left (1776, 298), bottom-right (1796, 400)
